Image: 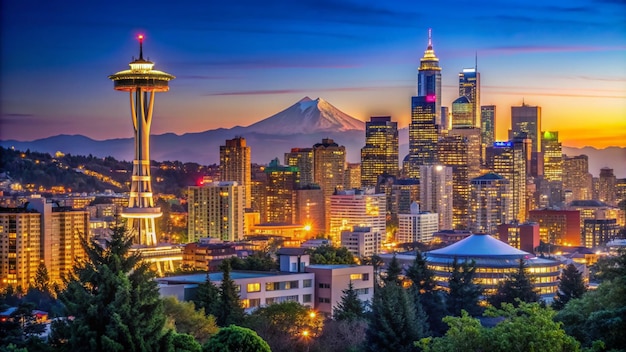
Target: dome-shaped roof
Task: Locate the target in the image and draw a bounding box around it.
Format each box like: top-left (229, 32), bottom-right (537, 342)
top-left (427, 233), bottom-right (530, 259)
top-left (452, 95), bottom-right (471, 105)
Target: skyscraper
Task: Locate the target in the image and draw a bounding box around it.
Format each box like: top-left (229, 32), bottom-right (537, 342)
top-left (486, 140), bottom-right (528, 222)
top-left (264, 158), bottom-right (299, 224)
top-left (0, 208), bottom-right (41, 289)
top-left (220, 137), bottom-right (252, 209)
top-left (361, 116), bottom-right (399, 187)
top-left (406, 96), bottom-right (438, 178)
top-left (480, 105), bottom-right (496, 163)
top-left (437, 134), bottom-right (471, 229)
top-left (542, 131), bottom-right (562, 182)
top-left (187, 181), bottom-right (244, 242)
top-left (109, 35), bottom-right (174, 246)
top-left (313, 138), bottom-right (346, 231)
top-left (458, 68), bottom-right (480, 127)
top-left (563, 155), bottom-right (593, 201)
top-left (469, 173), bottom-right (512, 235)
top-left (420, 165), bottom-right (453, 230)
top-left (598, 167), bottom-right (617, 205)
top-left (451, 96), bottom-right (474, 129)
top-left (417, 28), bottom-right (442, 125)
top-left (285, 148), bottom-right (314, 187)
top-left (510, 104), bottom-right (542, 177)
top-left (329, 189), bottom-right (386, 245)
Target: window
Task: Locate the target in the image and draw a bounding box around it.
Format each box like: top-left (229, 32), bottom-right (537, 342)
top-left (242, 298), bottom-right (261, 309)
top-left (318, 297), bottom-right (330, 303)
top-left (318, 283), bottom-right (330, 289)
top-left (303, 294), bottom-right (312, 303)
top-left (355, 288), bottom-right (369, 295)
top-left (247, 283), bottom-right (261, 293)
top-left (303, 279), bottom-right (312, 288)
top-left (266, 282), bottom-right (279, 291)
top-left (362, 273), bottom-right (370, 281)
top-left (350, 273), bottom-right (362, 280)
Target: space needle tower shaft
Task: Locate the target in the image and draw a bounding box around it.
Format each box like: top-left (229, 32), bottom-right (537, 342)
top-left (108, 35), bottom-right (175, 246)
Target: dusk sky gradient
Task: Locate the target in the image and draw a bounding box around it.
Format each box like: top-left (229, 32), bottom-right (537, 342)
top-left (1, 0), bottom-right (625, 148)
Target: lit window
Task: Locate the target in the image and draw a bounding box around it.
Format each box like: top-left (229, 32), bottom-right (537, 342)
top-left (247, 283), bottom-right (261, 293)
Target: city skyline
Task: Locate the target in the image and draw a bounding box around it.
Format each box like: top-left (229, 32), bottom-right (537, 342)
top-left (1, 0), bottom-right (625, 148)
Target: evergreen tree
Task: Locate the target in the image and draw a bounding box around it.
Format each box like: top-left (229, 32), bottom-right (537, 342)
top-left (203, 325), bottom-right (271, 352)
top-left (447, 258), bottom-right (482, 316)
top-left (383, 253), bottom-right (403, 286)
top-left (334, 281), bottom-right (366, 322)
top-left (406, 251), bottom-right (448, 336)
top-left (552, 263), bottom-right (587, 310)
top-left (366, 283), bottom-right (426, 352)
top-left (32, 262), bottom-right (50, 295)
top-left (488, 259), bottom-right (539, 308)
top-left (193, 275), bottom-right (220, 318)
top-left (51, 225), bottom-right (166, 352)
top-left (215, 261), bottom-right (244, 327)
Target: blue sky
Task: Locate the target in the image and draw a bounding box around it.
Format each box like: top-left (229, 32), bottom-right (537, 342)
top-left (1, 0), bottom-right (625, 147)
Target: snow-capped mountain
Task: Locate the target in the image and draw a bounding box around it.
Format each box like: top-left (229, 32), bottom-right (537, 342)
top-left (246, 97), bottom-right (365, 134)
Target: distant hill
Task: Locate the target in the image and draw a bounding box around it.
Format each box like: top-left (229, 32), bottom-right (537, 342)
top-left (1, 97), bottom-right (624, 177)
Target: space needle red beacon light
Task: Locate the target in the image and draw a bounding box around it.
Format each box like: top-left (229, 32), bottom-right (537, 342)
top-left (108, 35), bottom-right (175, 246)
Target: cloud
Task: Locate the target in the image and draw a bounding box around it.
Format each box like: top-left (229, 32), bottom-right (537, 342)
top-left (205, 85), bottom-right (408, 96)
top-left (481, 45), bottom-right (626, 55)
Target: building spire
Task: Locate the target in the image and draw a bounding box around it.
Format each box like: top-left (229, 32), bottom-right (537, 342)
top-left (428, 28), bottom-right (433, 50)
top-left (138, 34), bottom-right (144, 60)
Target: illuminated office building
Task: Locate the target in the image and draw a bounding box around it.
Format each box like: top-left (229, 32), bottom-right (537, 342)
top-left (187, 181), bottom-right (244, 242)
top-left (541, 131), bottom-right (562, 182)
top-left (361, 116), bottom-right (399, 187)
top-left (437, 134), bottom-right (471, 229)
top-left (295, 186), bottom-right (325, 236)
top-left (109, 35), bottom-right (174, 246)
top-left (341, 226), bottom-right (383, 257)
top-left (0, 209), bottom-right (41, 289)
top-left (420, 165), bottom-right (453, 230)
top-left (598, 167), bottom-right (617, 206)
top-left (285, 148), bottom-right (314, 187)
top-left (406, 96), bottom-right (439, 179)
top-left (397, 202), bottom-right (439, 244)
top-left (417, 28), bottom-right (442, 127)
top-left (497, 222), bottom-right (540, 254)
top-left (449, 128), bottom-right (482, 180)
top-left (441, 106), bottom-right (450, 131)
top-left (329, 189), bottom-right (386, 245)
top-left (510, 104), bottom-right (542, 177)
top-left (480, 105), bottom-right (496, 164)
top-left (313, 138), bottom-right (346, 232)
top-left (528, 209), bottom-right (580, 246)
top-left (345, 163), bottom-right (361, 190)
top-left (469, 173), bottom-right (512, 235)
top-left (458, 68), bottom-right (480, 127)
top-left (563, 155), bottom-right (593, 201)
top-left (486, 140), bottom-right (528, 222)
top-left (451, 96), bottom-right (473, 129)
top-left (220, 137), bottom-right (252, 209)
top-left (264, 158), bottom-right (299, 224)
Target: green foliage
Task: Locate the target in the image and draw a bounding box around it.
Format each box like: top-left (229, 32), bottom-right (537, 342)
top-left (334, 281), bottom-right (366, 322)
top-left (366, 282), bottom-right (427, 352)
top-left (406, 250), bottom-right (448, 336)
top-left (32, 263), bottom-right (51, 295)
top-left (311, 319), bottom-right (367, 352)
top-left (592, 250), bottom-right (626, 282)
top-left (447, 258), bottom-right (482, 316)
top-left (215, 262), bottom-right (245, 327)
top-left (556, 274), bottom-right (626, 350)
top-left (418, 302), bottom-right (581, 352)
top-left (552, 263), bottom-right (587, 310)
top-left (170, 332), bottom-right (202, 352)
top-left (193, 277), bottom-right (221, 319)
top-left (383, 254), bottom-right (402, 286)
top-left (488, 259), bottom-right (539, 309)
top-left (51, 225), bottom-right (166, 351)
top-left (244, 301), bottom-right (323, 352)
top-left (225, 251), bottom-right (278, 271)
top-left (0, 301), bottom-right (47, 349)
top-left (203, 325), bottom-right (271, 352)
top-left (307, 245), bottom-right (355, 265)
top-left (162, 296), bottom-right (219, 344)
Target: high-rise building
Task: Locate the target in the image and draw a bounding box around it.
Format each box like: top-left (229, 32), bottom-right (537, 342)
top-left (341, 226), bottom-right (383, 258)
top-left (528, 209), bottom-right (581, 246)
top-left (0, 208), bottom-right (41, 289)
top-left (264, 158), bottom-right (299, 224)
top-left (344, 163), bottom-right (362, 190)
top-left (510, 104), bottom-right (542, 177)
top-left (458, 68), bottom-right (480, 127)
top-left (220, 137), bottom-right (252, 209)
top-left (541, 131), bottom-right (562, 182)
top-left (420, 165), bottom-right (453, 230)
top-left (285, 148), bottom-right (314, 187)
top-left (406, 96), bottom-right (438, 178)
top-left (480, 105), bottom-right (496, 163)
top-left (28, 197), bottom-right (89, 284)
top-left (563, 155), bottom-right (593, 201)
top-left (417, 28), bottom-right (442, 126)
top-left (598, 167), bottom-right (617, 206)
top-left (361, 116), bottom-right (399, 187)
top-left (187, 181), bottom-right (244, 242)
top-left (389, 179), bottom-right (421, 219)
top-left (295, 186), bottom-right (325, 236)
top-left (440, 106), bottom-right (450, 132)
top-left (486, 140), bottom-right (528, 222)
top-left (451, 96), bottom-right (474, 129)
top-left (109, 35), bottom-right (174, 246)
top-left (469, 173), bottom-right (512, 235)
top-left (497, 222), bottom-right (540, 253)
top-left (397, 202), bottom-right (439, 244)
top-left (437, 134), bottom-right (473, 229)
top-left (449, 128), bottom-right (482, 180)
top-left (313, 138), bottom-right (346, 232)
top-left (329, 189), bottom-right (386, 245)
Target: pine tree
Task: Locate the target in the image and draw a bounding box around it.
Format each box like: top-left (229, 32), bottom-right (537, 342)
top-left (32, 262), bottom-right (50, 294)
top-left (366, 283), bottom-right (426, 352)
top-left (406, 250), bottom-right (448, 336)
top-left (383, 253), bottom-right (403, 286)
top-left (552, 263), bottom-right (587, 310)
top-left (447, 258), bottom-right (482, 316)
top-left (193, 274), bottom-right (220, 318)
top-left (215, 261), bottom-right (244, 327)
top-left (488, 259), bottom-right (539, 309)
top-left (52, 225), bottom-right (166, 352)
top-left (334, 281), bottom-right (366, 322)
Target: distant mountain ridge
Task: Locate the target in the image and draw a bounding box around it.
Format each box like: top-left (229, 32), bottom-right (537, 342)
top-left (1, 97), bottom-right (624, 177)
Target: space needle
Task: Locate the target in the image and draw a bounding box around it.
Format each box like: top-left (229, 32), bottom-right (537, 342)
top-left (109, 35), bottom-right (175, 246)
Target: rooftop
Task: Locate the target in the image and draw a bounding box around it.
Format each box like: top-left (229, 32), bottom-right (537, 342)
top-left (428, 233), bottom-right (530, 259)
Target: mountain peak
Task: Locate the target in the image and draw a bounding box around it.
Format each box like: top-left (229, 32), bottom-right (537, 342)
top-left (246, 97), bottom-right (364, 135)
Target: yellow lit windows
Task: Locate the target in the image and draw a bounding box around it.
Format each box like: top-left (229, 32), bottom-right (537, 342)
top-left (247, 283), bottom-right (261, 293)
